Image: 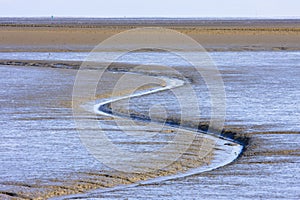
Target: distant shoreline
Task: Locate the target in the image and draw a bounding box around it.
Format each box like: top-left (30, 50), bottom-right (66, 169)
top-left (1, 17), bottom-right (300, 27)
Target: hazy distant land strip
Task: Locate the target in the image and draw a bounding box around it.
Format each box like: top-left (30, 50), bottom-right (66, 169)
top-left (1, 18), bottom-right (300, 27)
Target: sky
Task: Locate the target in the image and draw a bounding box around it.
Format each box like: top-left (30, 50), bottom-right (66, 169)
top-left (1, 0), bottom-right (300, 18)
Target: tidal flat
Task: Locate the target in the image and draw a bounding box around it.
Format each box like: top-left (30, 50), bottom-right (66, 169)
top-left (0, 19), bottom-right (299, 199)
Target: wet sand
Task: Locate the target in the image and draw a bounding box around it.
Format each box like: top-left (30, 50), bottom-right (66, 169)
top-left (0, 18), bottom-right (300, 52)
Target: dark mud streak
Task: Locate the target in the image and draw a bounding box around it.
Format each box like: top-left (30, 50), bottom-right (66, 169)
top-left (2, 182), bottom-right (33, 188)
top-left (0, 60), bottom-right (81, 70)
top-left (0, 191), bottom-right (31, 199)
top-left (99, 102), bottom-right (250, 151)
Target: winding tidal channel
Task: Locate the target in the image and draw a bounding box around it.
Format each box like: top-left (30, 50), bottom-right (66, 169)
top-left (1, 51), bottom-right (299, 199)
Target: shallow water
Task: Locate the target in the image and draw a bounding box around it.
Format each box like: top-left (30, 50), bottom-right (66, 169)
top-left (0, 51), bottom-right (299, 198)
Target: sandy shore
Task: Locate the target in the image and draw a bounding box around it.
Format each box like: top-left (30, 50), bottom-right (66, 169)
top-left (1, 19), bottom-right (300, 52)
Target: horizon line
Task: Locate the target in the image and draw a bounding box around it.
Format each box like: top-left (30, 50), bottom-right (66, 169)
top-left (1, 16), bottom-right (300, 19)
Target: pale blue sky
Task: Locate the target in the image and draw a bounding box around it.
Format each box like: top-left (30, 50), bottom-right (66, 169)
top-left (1, 0), bottom-right (300, 18)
